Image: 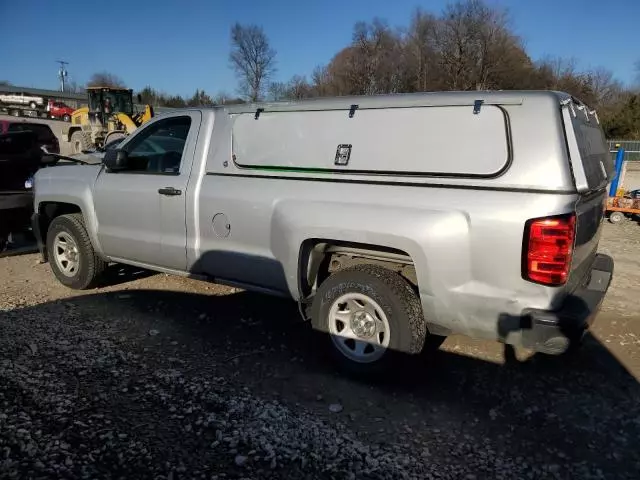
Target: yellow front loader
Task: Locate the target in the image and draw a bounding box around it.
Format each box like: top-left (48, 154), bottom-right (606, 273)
top-left (62, 87), bottom-right (154, 153)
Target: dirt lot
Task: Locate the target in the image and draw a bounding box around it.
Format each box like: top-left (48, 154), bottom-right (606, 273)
top-left (1, 221), bottom-right (639, 479)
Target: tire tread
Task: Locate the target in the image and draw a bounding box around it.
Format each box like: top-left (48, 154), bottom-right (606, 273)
top-left (311, 264), bottom-right (428, 375)
top-left (348, 264), bottom-right (427, 354)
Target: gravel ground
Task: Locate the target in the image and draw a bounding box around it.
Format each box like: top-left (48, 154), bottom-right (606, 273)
top-left (1, 221), bottom-right (639, 479)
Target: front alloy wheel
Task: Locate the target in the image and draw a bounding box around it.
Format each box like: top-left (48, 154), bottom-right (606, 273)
top-left (52, 231), bottom-right (80, 277)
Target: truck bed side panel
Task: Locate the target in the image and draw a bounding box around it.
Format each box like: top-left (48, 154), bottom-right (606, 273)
top-left (191, 173), bottom-right (577, 340)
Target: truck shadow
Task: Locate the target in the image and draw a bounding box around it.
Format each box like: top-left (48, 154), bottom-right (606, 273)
top-left (96, 263), bottom-right (157, 287)
top-left (2, 288), bottom-right (638, 475)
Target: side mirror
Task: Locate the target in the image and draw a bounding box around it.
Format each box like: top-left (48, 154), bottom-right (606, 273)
top-left (137, 94), bottom-right (142, 103)
top-left (103, 149), bottom-right (128, 171)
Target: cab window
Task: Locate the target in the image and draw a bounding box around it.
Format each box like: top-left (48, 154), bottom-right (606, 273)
top-left (120, 116), bottom-right (191, 174)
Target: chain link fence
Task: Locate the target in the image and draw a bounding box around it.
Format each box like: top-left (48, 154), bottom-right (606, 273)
top-left (609, 140), bottom-right (640, 162)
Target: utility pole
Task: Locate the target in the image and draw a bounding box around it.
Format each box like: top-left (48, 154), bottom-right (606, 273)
top-left (56, 60), bottom-right (69, 92)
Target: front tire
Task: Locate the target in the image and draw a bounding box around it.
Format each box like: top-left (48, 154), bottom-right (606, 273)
top-left (311, 264), bottom-right (427, 376)
top-left (70, 130), bottom-right (92, 154)
top-left (46, 214), bottom-right (105, 289)
top-left (608, 211), bottom-right (624, 224)
top-left (62, 114), bottom-right (71, 122)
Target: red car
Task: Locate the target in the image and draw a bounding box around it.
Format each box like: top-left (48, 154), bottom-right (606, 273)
top-left (47, 100), bottom-right (75, 122)
top-left (0, 120), bottom-right (60, 154)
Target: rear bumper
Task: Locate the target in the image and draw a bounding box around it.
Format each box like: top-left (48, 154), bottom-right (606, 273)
top-left (521, 253), bottom-right (614, 354)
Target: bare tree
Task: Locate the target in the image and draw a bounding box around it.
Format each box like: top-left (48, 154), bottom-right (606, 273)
top-left (435, 0), bottom-right (521, 90)
top-left (268, 82), bottom-right (288, 101)
top-left (268, 76), bottom-right (313, 101)
top-left (87, 72), bottom-right (126, 88)
top-left (320, 19), bottom-right (405, 97)
top-left (311, 65), bottom-right (332, 97)
top-left (405, 9), bottom-right (441, 92)
top-left (586, 67), bottom-right (622, 107)
top-left (286, 75), bottom-right (313, 99)
top-left (229, 23), bottom-right (277, 102)
top-left (351, 19), bottom-right (404, 95)
top-left (534, 56), bottom-right (597, 103)
top-left (536, 56), bottom-right (579, 87)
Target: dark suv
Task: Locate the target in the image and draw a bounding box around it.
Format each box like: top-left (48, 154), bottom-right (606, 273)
top-left (0, 130), bottom-right (43, 251)
top-left (0, 120), bottom-right (60, 154)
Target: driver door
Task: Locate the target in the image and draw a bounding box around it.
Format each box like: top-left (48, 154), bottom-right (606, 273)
top-left (93, 111), bottom-right (201, 270)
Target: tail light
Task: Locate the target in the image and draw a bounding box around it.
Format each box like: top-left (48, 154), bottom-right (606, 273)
top-left (523, 214), bottom-right (576, 286)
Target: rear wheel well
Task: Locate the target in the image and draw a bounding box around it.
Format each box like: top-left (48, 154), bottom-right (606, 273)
top-left (298, 240), bottom-right (417, 302)
top-left (37, 202), bottom-right (83, 260)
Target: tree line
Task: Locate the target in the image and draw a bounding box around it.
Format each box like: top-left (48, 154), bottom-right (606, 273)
top-left (227, 0), bottom-right (640, 139)
top-left (82, 72), bottom-right (243, 108)
top-left (83, 0), bottom-right (640, 139)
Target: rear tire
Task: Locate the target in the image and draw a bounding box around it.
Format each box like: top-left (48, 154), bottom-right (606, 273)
top-left (608, 211), bottom-right (624, 224)
top-left (46, 214), bottom-right (105, 289)
top-left (311, 264), bottom-right (427, 376)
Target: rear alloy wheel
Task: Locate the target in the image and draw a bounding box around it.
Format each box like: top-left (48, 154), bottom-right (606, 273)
top-left (311, 264), bottom-right (427, 376)
top-left (608, 211), bottom-right (624, 224)
top-left (327, 292), bottom-right (391, 364)
top-left (46, 214), bottom-right (105, 289)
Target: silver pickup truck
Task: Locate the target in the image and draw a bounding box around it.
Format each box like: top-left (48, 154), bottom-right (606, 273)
top-left (32, 91), bottom-right (614, 374)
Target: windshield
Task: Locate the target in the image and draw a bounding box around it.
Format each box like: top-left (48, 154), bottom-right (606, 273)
top-left (88, 89), bottom-right (133, 115)
top-left (106, 90), bottom-right (133, 115)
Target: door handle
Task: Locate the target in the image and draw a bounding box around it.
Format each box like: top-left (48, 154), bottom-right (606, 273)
top-left (158, 187), bottom-right (182, 196)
